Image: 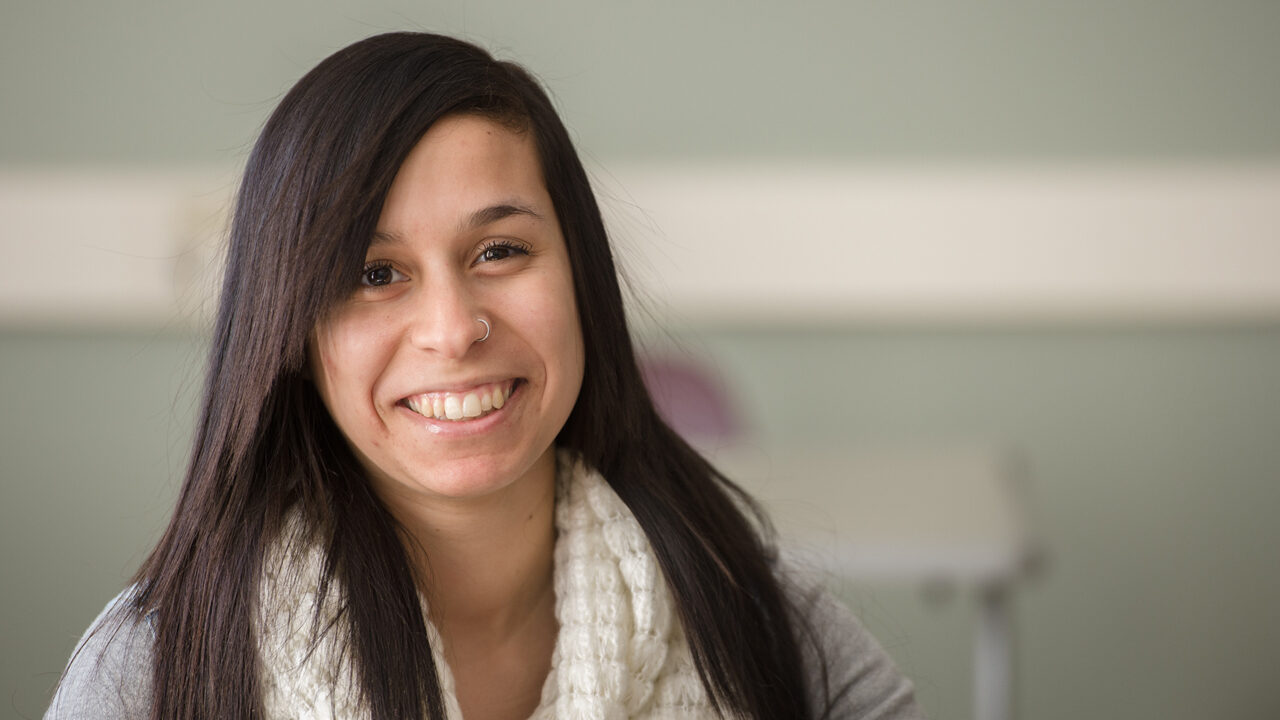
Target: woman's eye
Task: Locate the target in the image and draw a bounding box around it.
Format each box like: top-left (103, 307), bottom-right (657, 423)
top-left (478, 241), bottom-right (530, 264)
top-left (360, 263), bottom-right (404, 287)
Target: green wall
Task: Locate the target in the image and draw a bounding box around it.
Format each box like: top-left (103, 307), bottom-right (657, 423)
top-left (2, 330), bottom-right (204, 718)
top-left (4, 1), bottom-right (1280, 165)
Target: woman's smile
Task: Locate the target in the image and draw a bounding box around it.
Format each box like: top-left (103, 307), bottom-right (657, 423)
top-left (402, 379), bottom-right (516, 422)
top-left (395, 379), bottom-right (527, 437)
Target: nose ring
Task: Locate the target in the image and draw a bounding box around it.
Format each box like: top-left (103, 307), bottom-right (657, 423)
top-left (475, 317), bottom-right (491, 343)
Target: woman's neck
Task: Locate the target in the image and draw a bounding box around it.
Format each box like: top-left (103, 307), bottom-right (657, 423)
top-left (374, 448), bottom-right (561, 719)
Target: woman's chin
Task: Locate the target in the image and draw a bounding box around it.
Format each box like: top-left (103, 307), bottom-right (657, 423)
top-left (375, 445), bottom-right (557, 508)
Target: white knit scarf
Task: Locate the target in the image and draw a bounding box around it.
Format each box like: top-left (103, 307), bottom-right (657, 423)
top-left (255, 452), bottom-right (719, 719)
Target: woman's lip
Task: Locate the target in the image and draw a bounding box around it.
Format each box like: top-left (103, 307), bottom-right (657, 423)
top-left (400, 377), bottom-right (518, 399)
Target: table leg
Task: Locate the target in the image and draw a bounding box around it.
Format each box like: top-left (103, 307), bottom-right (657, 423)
top-left (975, 582), bottom-right (1013, 720)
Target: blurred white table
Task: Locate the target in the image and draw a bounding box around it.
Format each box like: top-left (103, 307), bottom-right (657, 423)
top-left (707, 443), bottom-right (1041, 720)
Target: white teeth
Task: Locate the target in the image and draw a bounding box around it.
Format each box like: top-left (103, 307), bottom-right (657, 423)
top-left (444, 396), bottom-right (463, 420)
top-left (461, 393), bottom-right (482, 418)
top-left (406, 382), bottom-right (514, 421)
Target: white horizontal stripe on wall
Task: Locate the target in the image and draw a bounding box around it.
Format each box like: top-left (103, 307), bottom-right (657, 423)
top-left (3, 164), bottom-right (1278, 327)
top-left (0, 170), bottom-right (234, 328)
top-left (599, 163), bottom-right (1280, 325)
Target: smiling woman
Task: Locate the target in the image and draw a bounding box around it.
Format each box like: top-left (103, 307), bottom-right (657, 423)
top-left (44, 32), bottom-right (922, 720)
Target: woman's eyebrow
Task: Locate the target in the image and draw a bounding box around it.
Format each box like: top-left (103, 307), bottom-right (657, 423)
top-left (368, 203), bottom-right (543, 248)
top-left (368, 229), bottom-right (403, 249)
top-left (462, 202), bottom-right (542, 232)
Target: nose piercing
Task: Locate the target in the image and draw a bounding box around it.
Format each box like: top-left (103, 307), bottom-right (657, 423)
top-left (475, 317), bottom-right (491, 343)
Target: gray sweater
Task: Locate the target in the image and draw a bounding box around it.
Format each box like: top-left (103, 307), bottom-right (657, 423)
top-left (46, 575), bottom-right (923, 719)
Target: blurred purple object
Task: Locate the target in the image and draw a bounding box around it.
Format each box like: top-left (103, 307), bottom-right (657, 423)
top-left (639, 354), bottom-right (742, 443)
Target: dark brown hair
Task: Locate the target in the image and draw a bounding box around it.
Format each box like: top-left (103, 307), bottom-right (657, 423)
top-left (128, 32), bottom-right (815, 719)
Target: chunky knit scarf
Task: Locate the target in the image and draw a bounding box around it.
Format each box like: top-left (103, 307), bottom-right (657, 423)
top-left (255, 452), bottom-right (719, 719)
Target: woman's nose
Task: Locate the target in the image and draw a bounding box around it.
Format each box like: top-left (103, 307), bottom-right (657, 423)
top-left (406, 278), bottom-right (484, 358)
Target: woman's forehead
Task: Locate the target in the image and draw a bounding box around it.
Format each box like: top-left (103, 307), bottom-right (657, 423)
top-left (376, 116), bottom-right (553, 234)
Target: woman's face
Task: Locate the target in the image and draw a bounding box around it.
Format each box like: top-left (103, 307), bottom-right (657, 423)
top-left (310, 115), bottom-right (585, 507)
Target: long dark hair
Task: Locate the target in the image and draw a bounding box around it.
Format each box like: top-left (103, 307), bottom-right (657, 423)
top-left (130, 32), bottom-right (815, 719)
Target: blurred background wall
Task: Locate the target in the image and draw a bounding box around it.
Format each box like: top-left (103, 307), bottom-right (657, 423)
top-left (3, 2), bottom-right (1279, 719)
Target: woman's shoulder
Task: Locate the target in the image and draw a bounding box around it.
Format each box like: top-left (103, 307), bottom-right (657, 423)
top-left (778, 561), bottom-right (926, 720)
top-left (45, 587), bottom-right (155, 720)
